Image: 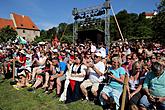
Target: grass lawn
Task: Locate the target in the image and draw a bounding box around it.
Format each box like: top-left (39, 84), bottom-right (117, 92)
top-left (0, 79), bottom-right (102, 110)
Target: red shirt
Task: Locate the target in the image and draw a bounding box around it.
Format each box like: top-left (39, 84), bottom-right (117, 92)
top-left (19, 56), bottom-right (26, 66)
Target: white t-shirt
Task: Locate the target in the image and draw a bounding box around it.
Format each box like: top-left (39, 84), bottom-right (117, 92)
top-left (69, 64), bottom-right (87, 82)
top-left (38, 56), bottom-right (47, 69)
top-left (146, 50), bottom-right (153, 57)
top-left (125, 48), bottom-right (131, 55)
top-left (97, 47), bottom-right (106, 58)
top-left (89, 61), bottom-right (105, 83)
top-left (91, 45), bottom-right (96, 53)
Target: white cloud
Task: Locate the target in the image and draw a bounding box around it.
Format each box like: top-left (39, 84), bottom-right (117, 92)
top-left (37, 22), bottom-right (58, 30)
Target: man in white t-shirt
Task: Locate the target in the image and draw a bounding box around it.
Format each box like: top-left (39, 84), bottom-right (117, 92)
top-left (80, 52), bottom-right (105, 101)
top-left (97, 43), bottom-right (106, 58)
top-left (91, 42), bottom-right (96, 53)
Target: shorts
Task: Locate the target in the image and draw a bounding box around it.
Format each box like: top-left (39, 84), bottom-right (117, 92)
top-left (58, 74), bottom-right (66, 81)
top-left (100, 86), bottom-right (122, 110)
top-left (81, 79), bottom-right (99, 94)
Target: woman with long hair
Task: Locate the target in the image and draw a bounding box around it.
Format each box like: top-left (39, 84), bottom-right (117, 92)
top-left (127, 61), bottom-right (143, 110)
top-left (65, 55), bottom-right (87, 103)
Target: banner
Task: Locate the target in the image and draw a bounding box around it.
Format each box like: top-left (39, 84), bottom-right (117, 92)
top-left (17, 36), bottom-right (27, 44)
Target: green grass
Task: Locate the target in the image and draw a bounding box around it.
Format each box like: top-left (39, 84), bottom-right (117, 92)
top-left (0, 79), bottom-right (102, 110)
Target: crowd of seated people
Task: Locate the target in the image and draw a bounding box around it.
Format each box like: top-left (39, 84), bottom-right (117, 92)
top-left (0, 40), bottom-right (165, 110)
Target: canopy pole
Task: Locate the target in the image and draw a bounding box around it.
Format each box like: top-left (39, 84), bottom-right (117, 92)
top-left (111, 5), bottom-right (124, 41)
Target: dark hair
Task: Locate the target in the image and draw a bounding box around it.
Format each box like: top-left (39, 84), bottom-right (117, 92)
top-left (76, 55), bottom-right (83, 64)
top-left (52, 57), bottom-right (59, 62)
top-left (151, 62), bottom-right (162, 73)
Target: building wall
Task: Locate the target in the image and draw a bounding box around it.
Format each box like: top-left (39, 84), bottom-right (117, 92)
top-left (145, 16), bottom-right (153, 19)
top-left (16, 29), bottom-right (40, 42)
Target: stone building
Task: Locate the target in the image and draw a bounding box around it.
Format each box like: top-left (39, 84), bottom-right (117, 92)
top-left (0, 13), bottom-right (40, 42)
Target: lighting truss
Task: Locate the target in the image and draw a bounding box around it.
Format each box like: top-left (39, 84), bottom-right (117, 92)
top-left (72, 0), bottom-right (110, 48)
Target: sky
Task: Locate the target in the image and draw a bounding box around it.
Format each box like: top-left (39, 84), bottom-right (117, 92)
top-left (0, 0), bottom-right (160, 30)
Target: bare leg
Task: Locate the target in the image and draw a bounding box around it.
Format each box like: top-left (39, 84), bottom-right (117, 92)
top-left (42, 72), bottom-right (49, 88)
top-left (80, 84), bottom-right (88, 99)
top-left (31, 67), bottom-right (39, 80)
top-left (56, 78), bottom-right (61, 95)
top-left (48, 77), bottom-right (54, 90)
top-left (19, 76), bottom-right (26, 87)
top-left (101, 92), bottom-right (110, 104)
top-left (139, 106), bottom-right (147, 110)
top-left (129, 104), bottom-right (139, 110)
top-left (32, 77), bottom-right (43, 88)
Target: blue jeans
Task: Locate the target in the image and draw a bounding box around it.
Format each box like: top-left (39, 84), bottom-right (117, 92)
top-left (139, 95), bottom-right (165, 109)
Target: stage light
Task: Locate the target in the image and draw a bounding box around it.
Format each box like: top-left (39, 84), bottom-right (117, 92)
top-left (104, 0), bottom-right (110, 9)
top-left (74, 15), bottom-right (80, 20)
top-left (82, 12), bottom-right (86, 19)
top-left (72, 8), bottom-right (78, 16)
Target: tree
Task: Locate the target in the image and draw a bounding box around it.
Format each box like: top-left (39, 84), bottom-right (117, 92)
top-left (152, 0), bottom-right (165, 42)
top-left (115, 10), bottom-right (139, 40)
top-left (60, 35), bottom-right (73, 44)
top-left (133, 12), bottom-right (153, 40)
top-left (33, 30), bottom-right (47, 44)
top-left (58, 23), bottom-right (68, 39)
top-left (112, 10), bottom-right (153, 41)
top-left (47, 27), bottom-right (57, 39)
top-left (0, 26), bottom-right (17, 43)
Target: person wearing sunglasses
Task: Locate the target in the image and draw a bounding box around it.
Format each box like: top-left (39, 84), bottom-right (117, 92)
top-left (100, 57), bottom-right (125, 110)
top-left (80, 52), bottom-right (105, 101)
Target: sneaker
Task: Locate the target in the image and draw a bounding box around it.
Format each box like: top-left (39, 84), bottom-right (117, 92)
top-left (41, 84), bottom-right (48, 89)
top-left (27, 87), bottom-right (35, 92)
top-left (29, 79), bottom-right (35, 84)
top-left (26, 84), bottom-right (32, 87)
top-left (45, 90), bottom-right (53, 94)
top-left (10, 80), bottom-right (17, 85)
top-left (13, 85), bottom-right (20, 90)
top-left (82, 99), bottom-right (88, 103)
top-left (52, 94), bottom-right (60, 99)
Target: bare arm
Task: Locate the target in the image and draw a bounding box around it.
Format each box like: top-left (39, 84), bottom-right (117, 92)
top-left (93, 65), bottom-right (104, 76)
top-left (130, 84), bottom-right (142, 97)
top-left (71, 67), bottom-right (86, 77)
top-left (109, 74), bottom-right (125, 84)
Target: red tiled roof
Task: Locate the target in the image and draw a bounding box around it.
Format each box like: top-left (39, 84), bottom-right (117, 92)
top-left (145, 12), bottom-right (154, 16)
top-left (0, 18), bottom-right (15, 29)
top-left (12, 13), bottom-right (39, 30)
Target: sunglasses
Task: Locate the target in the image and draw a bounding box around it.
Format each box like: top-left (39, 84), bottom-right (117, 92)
top-left (94, 56), bottom-right (99, 58)
top-left (112, 61), bottom-right (118, 63)
top-left (136, 67), bottom-right (141, 70)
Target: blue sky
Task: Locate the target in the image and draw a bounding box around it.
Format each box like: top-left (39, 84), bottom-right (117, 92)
top-left (0, 0), bottom-right (159, 30)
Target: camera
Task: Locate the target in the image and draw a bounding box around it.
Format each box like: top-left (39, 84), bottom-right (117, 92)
top-left (106, 69), bottom-right (113, 75)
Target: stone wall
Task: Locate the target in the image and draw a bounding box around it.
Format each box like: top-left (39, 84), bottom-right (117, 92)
top-left (16, 29), bottom-right (40, 42)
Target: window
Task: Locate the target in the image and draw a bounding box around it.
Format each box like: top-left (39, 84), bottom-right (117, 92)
top-left (21, 24), bottom-right (23, 26)
top-left (23, 30), bottom-right (25, 33)
top-left (33, 26), bottom-right (35, 28)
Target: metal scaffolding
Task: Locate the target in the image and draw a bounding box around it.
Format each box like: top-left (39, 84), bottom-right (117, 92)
top-left (72, 0), bottom-right (111, 48)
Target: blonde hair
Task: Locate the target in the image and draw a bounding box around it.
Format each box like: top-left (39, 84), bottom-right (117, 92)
top-left (112, 57), bottom-right (121, 66)
top-left (132, 61), bottom-right (141, 75)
